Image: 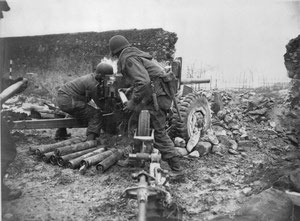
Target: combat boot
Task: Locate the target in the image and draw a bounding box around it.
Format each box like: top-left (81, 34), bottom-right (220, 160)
top-left (55, 128), bottom-right (71, 141)
top-left (167, 156), bottom-right (183, 172)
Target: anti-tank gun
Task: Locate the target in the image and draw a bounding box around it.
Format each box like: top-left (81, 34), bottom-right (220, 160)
top-left (11, 57), bottom-right (211, 141)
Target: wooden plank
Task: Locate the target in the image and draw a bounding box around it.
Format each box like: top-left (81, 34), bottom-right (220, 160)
top-left (12, 118), bottom-right (87, 130)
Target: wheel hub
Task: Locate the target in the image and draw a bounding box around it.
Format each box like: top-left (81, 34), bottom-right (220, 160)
top-left (187, 108), bottom-right (206, 137)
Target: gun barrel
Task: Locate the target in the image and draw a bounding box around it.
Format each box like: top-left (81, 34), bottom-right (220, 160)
top-left (137, 175), bottom-right (148, 221)
top-left (129, 153), bottom-right (151, 160)
top-left (180, 78), bottom-right (210, 85)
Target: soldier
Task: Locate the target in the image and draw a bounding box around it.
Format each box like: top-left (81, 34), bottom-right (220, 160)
top-left (56, 63), bottom-right (113, 141)
top-left (108, 35), bottom-right (182, 172)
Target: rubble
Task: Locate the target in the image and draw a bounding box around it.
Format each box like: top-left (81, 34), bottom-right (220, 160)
top-left (175, 87), bottom-right (299, 161)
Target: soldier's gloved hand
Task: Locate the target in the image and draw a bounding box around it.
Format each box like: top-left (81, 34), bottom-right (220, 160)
top-left (123, 100), bottom-right (135, 113)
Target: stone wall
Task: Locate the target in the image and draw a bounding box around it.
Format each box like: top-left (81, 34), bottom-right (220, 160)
top-left (0, 28), bottom-right (178, 76)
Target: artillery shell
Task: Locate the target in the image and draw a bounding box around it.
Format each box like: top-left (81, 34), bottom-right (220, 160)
top-left (96, 150), bottom-right (123, 173)
top-left (57, 147), bottom-right (98, 167)
top-left (50, 155), bottom-right (57, 165)
top-left (42, 151), bottom-right (55, 163)
top-left (33, 137), bottom-right (83, 156)
top-left (67, 146), bottom-right (106, 169)
top-left (80, 149), bottom-right (117, 167)
top-left (55, 140), bottom-right (98, 156)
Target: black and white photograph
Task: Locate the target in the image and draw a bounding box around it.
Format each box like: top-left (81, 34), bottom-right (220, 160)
top-left (1, 0), bottom-right (300, 220)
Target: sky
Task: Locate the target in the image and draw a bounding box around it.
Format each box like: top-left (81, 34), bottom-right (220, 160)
top-left (0, 0), bottom-right (299, 87)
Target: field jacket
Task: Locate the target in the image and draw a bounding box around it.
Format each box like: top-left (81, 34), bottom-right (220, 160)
top-left (58, 73), bottom-right (102, 107)
top-left (117, 47), bottom-right (168, 106)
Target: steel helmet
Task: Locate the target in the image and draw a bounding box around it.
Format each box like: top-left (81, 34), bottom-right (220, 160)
top-left (109, 35), bottom-right (131, 56)
top-left (95, 63), bottom-right (113, 82)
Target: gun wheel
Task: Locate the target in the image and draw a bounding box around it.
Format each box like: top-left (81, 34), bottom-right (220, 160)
top-left (169, 92), bottom-right (211, 141)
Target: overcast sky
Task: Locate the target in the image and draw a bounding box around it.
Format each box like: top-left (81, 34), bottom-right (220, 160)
top-left (0, 0), bottom-right (299, 86)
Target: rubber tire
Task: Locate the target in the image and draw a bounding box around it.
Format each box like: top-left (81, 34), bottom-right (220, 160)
top-left (169, 91), bottom-right (211, 141)
top-left (137, 110), bottom-right (151, 136)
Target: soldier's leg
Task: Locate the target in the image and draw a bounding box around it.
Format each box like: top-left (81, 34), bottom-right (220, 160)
top-left (55, 93), bottom-right (78, 140)
top-left (84, 106), bottom-right (103, 140)
top-left (150, 109), bottom-right (179, 158)
top-left (67, 101), bottom-right (102, 139)
top-left (150, 109), bottom-right (182, 172)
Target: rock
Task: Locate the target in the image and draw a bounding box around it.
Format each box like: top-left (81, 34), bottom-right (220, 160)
top-left (194, 141), bottom-right (212, 156)
top-left (217, 109), bottom-right (227, 120)
top-left (240, 152), bottom-right (247, 157)
top-left (186, 130), bottom-right (201, 152)
top-left (275, 124), bottom-right (284, 133)
top-left (286, 134), bottom-right (298, 144)
top-left (203, 129), bottom-right (219, 145)
top-left (236, 188), bottom-right (293, 221)
top-left (175, 147), bottom-right (188, 156)
top-left (174, 137), bottom-right (186, 148)
top-left (228, 122), bottom-right (240, 130)
top-left (212, 143), bottom-right (227, 154)
top-left (290, 169), bottom-right (300, 192)
top-left (269, 121), bottom-right (276, 128)
top-left (242, 187), bottom-right (252, 195)
top-left (229, 140), bottom-right (238, 150)
top-left (217, 135), bottom-right (231, 147)
top-left (238, 140), bottom-right (255, 149)
top-left (239, 127), bottom-right (248, 138)
top-left (224, 115), bottom-right (233, 123)
top-left (228, 149), bottom-right (239, 155)
top-left (188, 150), bottom-right (200, 158)
top-left (213, 125), bottom-right (227, 136)
top-left (248, 108), bottom-right (268, 116)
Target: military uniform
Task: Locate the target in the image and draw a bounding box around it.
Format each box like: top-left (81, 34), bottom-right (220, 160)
top-left (117, 47), bottom-right (180, 161)
top-left (56, 73), bottom-right (103, 137)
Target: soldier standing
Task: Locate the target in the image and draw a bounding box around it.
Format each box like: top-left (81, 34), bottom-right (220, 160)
top-left (109, 35), bottom-right (182, 172)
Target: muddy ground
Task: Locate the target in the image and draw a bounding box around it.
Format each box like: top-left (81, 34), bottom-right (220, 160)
top-left (1, 89), bottom-right (300, 221)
